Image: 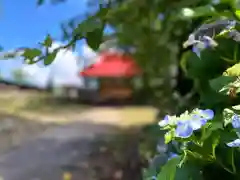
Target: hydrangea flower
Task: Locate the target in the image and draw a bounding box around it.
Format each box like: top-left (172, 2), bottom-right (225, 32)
top-left (227, 139), bottom-right (240, 147)
top-left (159, 109), bottom-right (214, 139)
top-left (232, 114), bottom-right (240, 129)
top-left (184, 20), bottom-right (238, 57)
top-left (158, 115), bottom-right (169, 127)
top-left (226, 20), bottom-right (236, 30)
top-left (158, 115), bottom-right (178, 127)
top-left (197, 109), bottom-right (215, 122)
top-left (228, 29), bottom-right (240, 42)
top-left (183, 34), bottom-right (218, 57)
top-left (175, 120), bottom-right (194, 138)
top-left (175, 109), bottom-right (214, 138)
top-left (227, 114), bottom-right (240, 147)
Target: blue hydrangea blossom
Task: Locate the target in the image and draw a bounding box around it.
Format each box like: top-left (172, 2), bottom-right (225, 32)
top-left (158, 115), bottom-right (178, 127)
top-left (232, 114), bottom-right (240, 129)
top-left (175, 120), bottom-right (194, 138)
top-left (192, 36), bottom-right (217, 57)
top-left (175, 109), bottom-right (214, 138)
top-left (227, 114), bottom-right (240, 147)
top-left (183, 34), bottom-right (218, 58)
top-left (227, 139), bottom-right (240, 147)
top-left (159, 109), bottom-right (214, 139)
top-left (158, 115), bottom-right (169, 127)
top-left (183, 20), bottom-right (238, 57)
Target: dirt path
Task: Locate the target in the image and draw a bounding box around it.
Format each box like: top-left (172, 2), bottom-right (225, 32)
top-left (0, 106), bottom-right (157, 180)
top-left (0, 122), bottom-right (123, 180)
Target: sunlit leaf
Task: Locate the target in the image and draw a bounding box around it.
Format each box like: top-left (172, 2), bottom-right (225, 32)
top-left (44, 50), bottom-right (57, 65)
top-left (43, 34), bottom-right (53, 47)
top-left (22, 48), bottom-right (42, 62)
top-left (224, 63), bottom-right (240, 76)
top-left (232, 104), bottom-right (240, 110)
top-left (179, 6), bottom-right (216, 19)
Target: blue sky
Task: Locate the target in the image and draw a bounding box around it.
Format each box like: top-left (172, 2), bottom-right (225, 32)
top-left (0, 0), bottom-right (97, 87)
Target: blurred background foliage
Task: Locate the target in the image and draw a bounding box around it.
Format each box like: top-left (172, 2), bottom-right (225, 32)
top-left (26, 0), bottom-right (239, 113)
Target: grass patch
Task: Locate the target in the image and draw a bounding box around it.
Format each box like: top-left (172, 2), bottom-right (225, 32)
top-left (0, 89), bottom-right (158, 127)
top-left (0, 90), bottom-right (90, 123)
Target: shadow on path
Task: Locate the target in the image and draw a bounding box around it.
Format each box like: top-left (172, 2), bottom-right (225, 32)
top-left (0, 121), bottom-right (141, 180)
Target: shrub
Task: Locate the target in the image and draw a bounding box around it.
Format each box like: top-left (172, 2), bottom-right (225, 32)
top-left (144, 17), bottom-right (240, 180)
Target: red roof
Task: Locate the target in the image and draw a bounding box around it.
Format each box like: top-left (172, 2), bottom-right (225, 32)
top-left (80, 51), bottom-right (141, 77)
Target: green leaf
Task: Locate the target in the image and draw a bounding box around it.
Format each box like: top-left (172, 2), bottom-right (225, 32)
top-left (146, 154), bottom-right (169, 178)
top-left (232, 105), bottom-right (240, 110)
top-left (157, 156), bottom-right (181, 180)
top-left (209, 76), bottom-right (235, 94)
top-left (203, 121), bottom-right (223, 141)
top-left (142, 167), bottom-right (157, 180)
top-left (86, 28), bottom-right (104, 50)
top-left (186, 49), bottom-right (225, 80)
top-left (73, 18), bottom-right (103, 37)
top-left (175, 162), bottom-right (203, 180)
top-left (199, 82), bottom-right (229, 108)
top-left (43, 34), bottom-right (53, 47)
top-left (164, 130), bottom-right (174, 144)
top-left (235, 9), bottom-right (240, 19)
top-left (44, 50), bottom-right (57, 65)
top-left (22, 48), bottom-right (42, 62)
top-left (180, 51), bottom-right (191, 74)
top-left (224, 63), bottom-right (240, 76)
top-left (179, 6), bottom-right (216, 19)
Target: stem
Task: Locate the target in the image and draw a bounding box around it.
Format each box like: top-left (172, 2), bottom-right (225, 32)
top-left (179, 150), bottom-right (187, 168)
top-left (211, 142), bottom-right (218, 160)
top-left (200, 126), bottom-right (206, 142)
top-left (217, 159), bottom-right (235, 174)
top-left (231, 149), bottom-right (236, 174)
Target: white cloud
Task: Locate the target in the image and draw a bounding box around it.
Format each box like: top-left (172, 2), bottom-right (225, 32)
top-left (81, 43), bottom-right (98, 67)
top-left (82, 43), bottom-right (97, 60)
top-left (22, 42), bottom-right (97, 88)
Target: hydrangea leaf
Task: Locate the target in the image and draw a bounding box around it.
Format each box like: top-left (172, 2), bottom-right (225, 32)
top-left (142, 167), bottom-right (157, 180)
top-left (209, 76), bottom-right (235, 94)
top-left (164, 130), bottom-right (174, 144)
top-left (179, 6), bottom-right (216, 19)
top-left (232, 105), bottom-right (240, 110)
top-left (215, 38), bottom-right (240, 60)
top-left (202, 121), bottom-right (223, 141)
top-left (175, 162), bottom-right (203, 180)
top-left (149, 154), bottom-right (168, 176)
top-left (224, 63), bottom-right (240, 76)
top-left (157, 156), bottom-right (181, 180)
top-left (186, 48), bottom-right (225, 80)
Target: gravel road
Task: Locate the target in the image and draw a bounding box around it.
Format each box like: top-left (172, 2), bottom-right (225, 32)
top-left (0, 121), bottom-right (120, 180)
